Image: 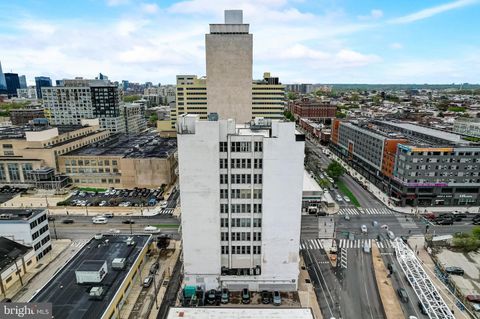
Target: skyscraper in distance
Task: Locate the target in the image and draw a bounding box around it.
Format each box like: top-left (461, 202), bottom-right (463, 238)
top-left (5, 73), bottom-right (20, 97)
top-left (0, 61), bottom-right (6, 93)
top-left (35, 76), bottom-right (52, 99)
top-left (19, 75), bottom-right (27, 89)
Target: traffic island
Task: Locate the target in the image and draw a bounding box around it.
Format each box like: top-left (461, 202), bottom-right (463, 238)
top-left (371, 243), bottom-right (404, 319)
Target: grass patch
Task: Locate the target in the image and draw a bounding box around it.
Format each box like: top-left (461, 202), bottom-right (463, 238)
top-left (153, 224), bottom-right (179, 229)
top-left (336, 179), bottom-right (361, 207)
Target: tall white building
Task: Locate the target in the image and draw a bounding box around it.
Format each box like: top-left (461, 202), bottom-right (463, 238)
top-left (177, 114), bottom-right (304, 291)
top-left (206, 10), bottom-right (253, 123)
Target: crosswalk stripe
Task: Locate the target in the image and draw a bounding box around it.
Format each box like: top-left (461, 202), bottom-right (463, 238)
top-left (315, 239), bottom-right (323, 250)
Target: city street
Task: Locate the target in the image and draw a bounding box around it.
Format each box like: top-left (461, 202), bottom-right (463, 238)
top-left (51, 215), bottom-right (180, 240)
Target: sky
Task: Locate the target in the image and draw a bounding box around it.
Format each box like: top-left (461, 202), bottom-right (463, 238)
top-left (0, 0), bottom-right (479, 85)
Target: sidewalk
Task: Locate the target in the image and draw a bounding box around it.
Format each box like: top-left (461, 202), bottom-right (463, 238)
top-left (407, 236), bottom-right (470, 319)
top-left (371, 242), bottom-right (403, 319)
top-left (298, 257), bottom-right (323, 319)
top-left (328, 149), bottom-right (479, 215)
top-left (13, 239), bottom-right (73, 302)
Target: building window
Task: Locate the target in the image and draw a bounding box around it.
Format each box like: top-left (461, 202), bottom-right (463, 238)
top-left (220, 174), bottom-right (228, 184)
top-left (254, 159), bottom-right (263, 169)
top-left (231, 142), bottom-right (251, 152)
top-left (219, 142), bottom-right (228, 152)
top-left (254, 174), bottom-right (262, 184)
top-left (22, 163), bottom-right (33, 181)
top-left (219, 158), bottom-right (228, 169)
top-left (7, 163), bottom-right (20, 181)
top-left (0, 164), bottom-right (6, 181)
top-left (254, 142), bottom-right (263, 152)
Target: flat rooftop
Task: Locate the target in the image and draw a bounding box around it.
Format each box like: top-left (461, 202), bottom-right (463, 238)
top-left (303, 170), bottom-right (322, 193)
top-left (64, 133), bottom-right (177, 158)
top-left (167, 308), bottom-right (315, 319)
top-left (377, 121), bottom-right (464, 144)
top-left (0, 208), bottom-right (45, 221)
top-left (0, 124), bottom-right (86, 140)
top-left (30, 234), bottom-right (151, 319)
top-left (0, 237), bottom-right (31, 272)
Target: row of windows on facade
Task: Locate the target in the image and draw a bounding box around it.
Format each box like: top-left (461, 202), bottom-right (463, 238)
top-left (30, 215), bottom-right (47, 229)
top-left (32, 225), bottom-right (49, 241)
top-left (220, 204), bottom-right (262, 213)
top-left (406, 158), bottom-right (480, 164)
top-left (65, 167), bottom-right (119, 174)
top-left (0, 163), bottom-right (33, 182)
top-left (220, 189), bottom-right (262, 199)
top-left (220, 174), bottom-right (262, 184)
top-left (36, 244), bottom-right (52, 260)
top-left (220, 218), bottom-right (262, 227)
top-left (219, 142), bottom-right (263, 153)
top-left (34, 236), bottom-right (51, 251)
top-left (4, 259), bottom-right (35, 283)
top-left (72, 178), bottom-right (121, 184)
top-left (219, 158), bottom-right (263, 169)
top-left (221, 245), bottom-right (261, 254)
top-left (65, 159), bottom-right (118, 166)
top-left (221, 232), bottom-right (262, 241)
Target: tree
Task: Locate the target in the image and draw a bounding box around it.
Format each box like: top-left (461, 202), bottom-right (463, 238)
top-left (123, 95), bottom-right (141, 102)
top-left (284, 110), bottom-right (295, 122)
top-left (336, 111), bottom-right (346, 119)
top-left (472, 226), bottom-right (480, 240)
top-left (326, 161), bottom-right (345, 180)
top-left (149, 113), bottom-right (158, 124)
top-left (287, 92), bottom-right (298, 100)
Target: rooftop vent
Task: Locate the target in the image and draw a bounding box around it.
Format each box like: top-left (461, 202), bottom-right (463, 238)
top-left (0, 214), bottom-right (12, 220)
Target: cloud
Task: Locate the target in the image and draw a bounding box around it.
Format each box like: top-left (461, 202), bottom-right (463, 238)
top-left (106, 0), bottom-right (130, 6)
top-left (389, 0), bottom-right (478, 24)
top-left (335, 49), bottom-right (381, 67)
top-left (141, 3), bottom-right (159, 14)
top-left (389, 42), bottom-right (403, 49)
top-left (358, 9), bottom-right (383, 20)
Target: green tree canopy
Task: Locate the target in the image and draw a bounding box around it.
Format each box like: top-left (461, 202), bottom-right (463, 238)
top-left (123, 95), bottom-right (141, 102)
top-left (326, 161), bottom-right (345, 180)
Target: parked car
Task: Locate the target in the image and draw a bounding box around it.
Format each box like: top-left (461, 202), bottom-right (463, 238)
top-left (241, 288), bottom-right (251, 304)
top-left (466, 295), bottom-right (480, 303)
top-left (344, 196), bottom-right (351, 202)
top-left (103, 212), bottom-right (114, 218)
top-left (445, 266), bottom-right (464, 276)
top-left (160, 201), bottom-right (168, 208)
top-left (99, 201), bottom-right (107, 207)
top-left (143, 275), bottom-right (154, 288)
top-left (122, 219), bottom-right (135, 224)
top-left (62, 219), bottom-right (74, 224)
top-left (92, 216), bottom-right (108, 224)
top-left (273, 291), bottom-right (281, 306)
top-left (344, 215), bottom-right (351, 221)
top-left (437, 218), bottom-right (453, 225)
top-left (387, 231), bottom-right (395, 240)
top-left (418, 301), bottom-right (428, 315)
top-left (206, 289), bottom-right (217, 305)
top-left (397, 288), bottom-right (409, 303)
top-left (261, 291), bottom-right (271, 304)
top-left (150, 262), bottom-right (159, 274)
top-left (221, 288), bottom-right (230, 304)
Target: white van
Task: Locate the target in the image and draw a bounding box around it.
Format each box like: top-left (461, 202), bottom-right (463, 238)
top-left (144, 225), bottom-right (160, 234)
top-left (387, 231), bottom-right (395, 240)
top-left (92, 216), bottom-right (108, 224)
top-left (361, 225), bottom-right (368, 234)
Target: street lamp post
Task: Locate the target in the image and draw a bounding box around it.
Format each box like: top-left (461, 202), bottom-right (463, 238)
top-left (52, 219), bottom-right (58, 240)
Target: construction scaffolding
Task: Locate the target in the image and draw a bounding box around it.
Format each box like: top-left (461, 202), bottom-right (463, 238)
top-left (392, 237), bottom-right (454, 319)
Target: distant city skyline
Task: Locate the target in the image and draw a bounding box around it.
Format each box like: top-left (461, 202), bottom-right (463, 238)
top-left (0, 0), bottom-right (479, 84)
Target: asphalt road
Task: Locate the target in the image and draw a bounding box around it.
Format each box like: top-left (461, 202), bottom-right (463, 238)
top-left (338, 248), bottom-right (385, 319)
top-left (50, 216), bottom-right (180, 240)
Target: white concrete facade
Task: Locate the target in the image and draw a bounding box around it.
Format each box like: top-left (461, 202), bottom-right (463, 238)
top-left (206, 10), bottom-right (253, 123)
top-left (0, 210), bottom-right (51, 260)
top-left (177, 114), bottom-right (304, 291)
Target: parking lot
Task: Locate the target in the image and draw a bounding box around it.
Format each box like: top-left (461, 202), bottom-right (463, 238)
top-left (61, 187), bottom-right (167, 208)
top-left (0, 186), bottom-right (26, 204)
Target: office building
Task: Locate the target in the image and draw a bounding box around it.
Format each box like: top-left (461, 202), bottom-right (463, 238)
top-left (331, 120), bottom-right (480, 206)
top-left (285, 83), bottom-right (313, 94)
top-left (171, 73), bottom-right (285, 129)
top-left (121, 103), bottom-right (147, 133)
top-left (177, 114), bottom-right (304, 291)
top-left (43, 79), bottom-right (146, 133)
top-left (0, 61), bottom-right (6, 93)
top-left (0, 119), bottom-right (109, 189)
top-left (0, 209), bottom-right (51, 260)
top-left (58, 133), bottom-right (177, 189)
top-left (18, 75), bottom-right (27, 89)
top-left (16, 86), bottom-right (38, 100)
top-left (288, 98), bottom-right (336, 122)
top-left (453, 118), bottom-right (480, 138)
top-left (30, 234), bottom-right (152, 319)
top-left (206, 10), bottom-right (253, 123)
top-left (4, 73), bottom-right (20, 98)
top-left (0, 237), bottom-right (38, 296)
top-left (35, 76), bottom-right (52, 99)
top-left (9, 108), bottom-right (45, 125)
